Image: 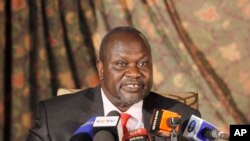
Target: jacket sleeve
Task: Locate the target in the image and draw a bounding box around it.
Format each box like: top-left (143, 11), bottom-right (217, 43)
top-left (26, 101), bottom-right (50, 141)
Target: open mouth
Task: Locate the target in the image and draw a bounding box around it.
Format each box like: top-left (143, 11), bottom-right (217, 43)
top-left (122, 84), bottom-right (142, 93)
top-left (127, 84), bottom-right (139, 88)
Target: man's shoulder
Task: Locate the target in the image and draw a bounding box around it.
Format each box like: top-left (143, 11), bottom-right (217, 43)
top-left (146, 91), bottom-right (181, 103)
top-left (146, 91), bottom-right (199, 112)
top-left (42, 86), bottom-right (100, 107)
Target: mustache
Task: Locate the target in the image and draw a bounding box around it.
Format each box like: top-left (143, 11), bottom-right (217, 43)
top-left (122, 78), bottom-right (144, 85)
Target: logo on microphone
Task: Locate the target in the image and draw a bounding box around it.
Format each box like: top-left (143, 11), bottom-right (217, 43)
top-left (151, 110), bottom-right (159, 130)
top-left (94, 117), bottom-right (119, 126)
top-left (187, 120), bottom-right (196, 132)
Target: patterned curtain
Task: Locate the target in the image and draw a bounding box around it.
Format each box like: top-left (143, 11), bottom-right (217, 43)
top-left (0, 0), bottom-right (249, 141)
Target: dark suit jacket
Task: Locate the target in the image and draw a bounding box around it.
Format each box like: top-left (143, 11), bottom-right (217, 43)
top-left (26, 85), bottom-right (200, 141)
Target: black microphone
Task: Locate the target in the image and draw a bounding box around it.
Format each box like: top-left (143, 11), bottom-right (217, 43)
top-left (202, 127), bottom-right (230, 140)
top-left (93, 110), bottom-right (123, 141)
top-left (168, 117), bottom-right (181, 128)
top-left (93, 130), bottom-right (115, 141)
top-left (69, 117), bottom-right (96, 141)
top-left (183, 115), bottom-right (229, 141)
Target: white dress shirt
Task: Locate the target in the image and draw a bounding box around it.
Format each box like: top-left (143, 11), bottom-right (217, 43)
top-left (101, 88), bottom-right (144, 131)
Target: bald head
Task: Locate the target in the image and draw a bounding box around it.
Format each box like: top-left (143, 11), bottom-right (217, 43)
top-left (99, 26), bottom-right (151, 61)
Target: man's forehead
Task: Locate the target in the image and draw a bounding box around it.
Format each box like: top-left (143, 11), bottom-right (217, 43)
top-left (100, 31), bottom-right (151, 61)
top-left (107, 33), bottom-right (148, 48)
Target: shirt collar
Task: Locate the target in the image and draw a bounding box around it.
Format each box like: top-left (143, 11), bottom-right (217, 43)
top-left (101, 88), bottom-right (143, 122)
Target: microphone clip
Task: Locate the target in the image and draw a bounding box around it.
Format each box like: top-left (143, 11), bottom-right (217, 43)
top-left (168, 117), bottom-right (181, 141)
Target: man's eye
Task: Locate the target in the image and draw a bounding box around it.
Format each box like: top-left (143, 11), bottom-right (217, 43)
top-left (116, 62), bottom-right (127, 67)
top-left (138, 61), bottom-right (149, 67)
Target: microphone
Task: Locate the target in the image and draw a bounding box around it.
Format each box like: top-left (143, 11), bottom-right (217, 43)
top-left (202, 128), bottom-right (230, 140)
top-left (183, 115), bottom-right (229, 141)
top-left (93, 110), bottom-right (123, 141)
top-left (69, 116), bottom-right (96, 141)
top-left (125, 128), bottom-right (151, 141)
top-left (150, 109), bottom-right (181, 137)
top-left (93, 130), bottom-right (115, 141)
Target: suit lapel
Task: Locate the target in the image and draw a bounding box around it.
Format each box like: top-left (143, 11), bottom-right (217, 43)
top-left (78, 86), bottom-right (105, 123)
top-left (143, 92), bottom-right (155, 131)
top-left (142, 106), bottom-right (151, 130)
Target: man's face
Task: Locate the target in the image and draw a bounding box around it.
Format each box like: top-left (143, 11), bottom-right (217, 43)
top-left (98, 33), bottom-right (153, 106)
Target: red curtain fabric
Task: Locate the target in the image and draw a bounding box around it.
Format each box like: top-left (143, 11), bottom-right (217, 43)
top-left (0, 0), bottom-right (250, 140)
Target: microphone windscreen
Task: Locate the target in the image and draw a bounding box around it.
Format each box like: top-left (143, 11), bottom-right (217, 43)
top-left (107, 110), bottom-right (120, 116)
top-left (69, 133), bottom-right (92, 141)
top-left (93, 130), bottom-right (115, 141)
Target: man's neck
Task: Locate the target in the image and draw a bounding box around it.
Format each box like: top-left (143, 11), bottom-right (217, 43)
top-left (104, 92), bottom-right (132, 112)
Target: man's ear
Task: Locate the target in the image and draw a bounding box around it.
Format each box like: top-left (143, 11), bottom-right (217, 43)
top-left (96, 60), bottom-right (104, 80)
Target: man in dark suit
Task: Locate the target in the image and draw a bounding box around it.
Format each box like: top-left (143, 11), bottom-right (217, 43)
top-left (26, 26), bottom-right (200, 141)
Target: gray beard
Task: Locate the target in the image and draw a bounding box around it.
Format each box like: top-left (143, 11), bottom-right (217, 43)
top-left (120, 93), bottom-right (147, 105)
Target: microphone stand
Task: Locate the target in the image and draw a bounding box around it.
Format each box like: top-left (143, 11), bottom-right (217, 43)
top-left (169, 117), bottom-right (181, 141)
top-left (170, 127), bottom-right (178, 141)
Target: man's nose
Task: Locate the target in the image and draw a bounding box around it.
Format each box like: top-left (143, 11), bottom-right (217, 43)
top-left (125, 66), bottom-right (142, 78)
